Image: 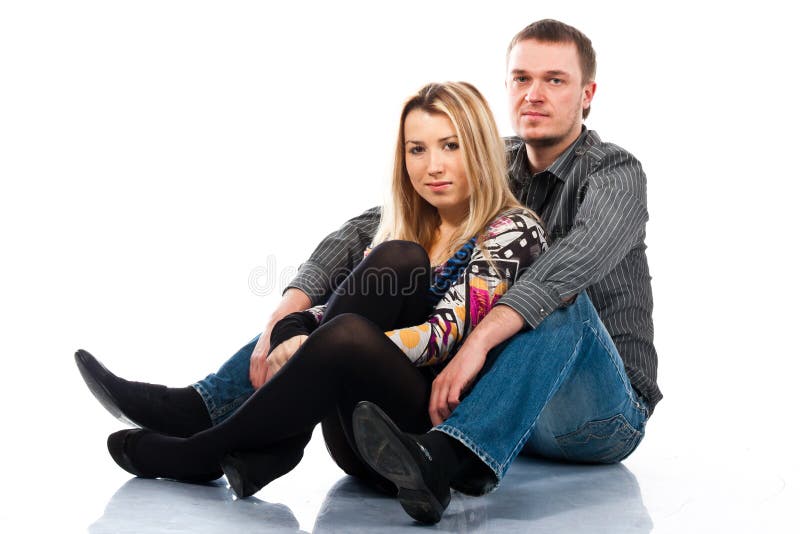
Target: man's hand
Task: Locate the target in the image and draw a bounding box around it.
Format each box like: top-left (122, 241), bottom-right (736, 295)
top-left (250, 288), bottom-right (311, 389)
top-left (429, 342), bottom-right (488, 425)
top-left (249, 325), bottom-right (273, 389)
top-left (264, 335), bottom-right (308, 382)
top-left (428, 304), bottom-right (526, 426)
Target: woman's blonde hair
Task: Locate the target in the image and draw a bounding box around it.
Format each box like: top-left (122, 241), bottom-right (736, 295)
top-left (372, 81), bottom-right (527, 264)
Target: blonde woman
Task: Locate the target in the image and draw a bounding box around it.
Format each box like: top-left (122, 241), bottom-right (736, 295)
top-left (77, 82), bottom-right (548, 508)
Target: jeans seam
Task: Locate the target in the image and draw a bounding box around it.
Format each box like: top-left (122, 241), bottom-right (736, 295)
top-left (582, 320), bottom-right (648, 418)
top-left (190, 382), bottom-right (217, 422)
top-left (215, 392), bottom-right (254, 422)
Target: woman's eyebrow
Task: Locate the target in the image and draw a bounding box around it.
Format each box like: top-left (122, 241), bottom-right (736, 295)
top-left (406, 135), bottom-right (457, 144)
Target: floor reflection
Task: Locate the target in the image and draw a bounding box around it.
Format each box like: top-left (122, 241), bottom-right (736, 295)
top-left (89, 477), bottom-right (305, 533)
top-left (313, 457), bottom-right (653, 533)
top-left (89, 457), bottom-right (651, 533)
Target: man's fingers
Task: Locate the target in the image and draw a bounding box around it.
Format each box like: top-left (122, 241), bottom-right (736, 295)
top-left (433, 377), bottom-right (453, 424)
top-left (447, 388), bottom-right (461, 412)
top-left (429, 381), bottom-right (445, 425)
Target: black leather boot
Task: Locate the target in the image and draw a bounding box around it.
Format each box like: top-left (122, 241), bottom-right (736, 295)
top-left (352, 401), bottom-right (451, 524)
top-left (75, 349), bottom-right (212, 437)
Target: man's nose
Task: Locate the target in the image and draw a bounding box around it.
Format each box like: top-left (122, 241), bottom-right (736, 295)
top-left (525, 81), bottom-right (544, 103)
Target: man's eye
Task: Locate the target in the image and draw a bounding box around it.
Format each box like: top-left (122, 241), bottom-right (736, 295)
top-left (444, 142), bottom-right (459, 151)
top-left (550, 78), bottom-right (563, 85)
top-left (514, 76), bottom-right (529, 83)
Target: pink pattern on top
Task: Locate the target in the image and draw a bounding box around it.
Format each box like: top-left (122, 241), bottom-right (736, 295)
top-left (469, 284), bottom-right (503, 326)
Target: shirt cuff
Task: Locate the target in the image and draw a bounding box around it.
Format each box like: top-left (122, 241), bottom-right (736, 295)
top-left (497, 280), bottom-right (563, 329)
top-left (283, 262), bottom-right (331, 306)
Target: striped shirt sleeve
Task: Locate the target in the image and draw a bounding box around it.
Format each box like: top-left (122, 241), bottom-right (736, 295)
top-left (284, 206), bottom-right (382, 305)
top-left (499, 148), bottom-right (649, 328)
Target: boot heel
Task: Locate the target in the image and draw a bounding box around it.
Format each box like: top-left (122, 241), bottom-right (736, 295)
top-left (221, 446), bottom-right (305, 499)
top-left (397, 488), bottom-right (447, 524)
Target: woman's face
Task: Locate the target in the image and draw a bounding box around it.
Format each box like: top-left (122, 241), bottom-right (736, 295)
top-left (404, 109), bottom-right (470, 219)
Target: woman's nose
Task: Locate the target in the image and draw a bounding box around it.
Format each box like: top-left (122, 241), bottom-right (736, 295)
top-left (427, 151), bottom-right (444, 175)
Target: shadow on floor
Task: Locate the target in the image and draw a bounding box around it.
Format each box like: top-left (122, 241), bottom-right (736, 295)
top-left (89, 457), bottom-right (652, 533)
top-left (88, 477), bottom-right (304, 533)
top-left (313, 457), bottom-right (653, 533)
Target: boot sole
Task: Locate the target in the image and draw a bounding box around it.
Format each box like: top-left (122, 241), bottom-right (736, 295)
top-left (75, 350), bottom-right (140, 428)
top-left (352, 403), bottom-right (448, 524)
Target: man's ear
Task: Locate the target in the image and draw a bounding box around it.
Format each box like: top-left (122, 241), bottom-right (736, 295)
top-left (583, 81), bottom-right (597, 111)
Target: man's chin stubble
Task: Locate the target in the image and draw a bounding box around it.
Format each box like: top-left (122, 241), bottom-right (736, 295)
top-left (523, 135), bottom-right (562, 149)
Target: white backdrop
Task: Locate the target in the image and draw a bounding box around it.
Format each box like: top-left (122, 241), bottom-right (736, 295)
top-left (1, 1), bottom-right (798, 530)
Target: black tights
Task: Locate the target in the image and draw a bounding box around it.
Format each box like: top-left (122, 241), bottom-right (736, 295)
top-left (127, 241), bottom-right (435, 486)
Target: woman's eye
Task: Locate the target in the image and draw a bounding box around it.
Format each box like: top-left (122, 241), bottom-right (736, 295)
top-left (444, 142), bottom-right (459, 151)
top-left (408, 146), bottom-right (424, 155)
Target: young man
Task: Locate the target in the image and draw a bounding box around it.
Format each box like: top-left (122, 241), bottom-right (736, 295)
top-left (350, 19), bottom-right (660, 523)
top-left (76, 19), bottom-right (659, 525)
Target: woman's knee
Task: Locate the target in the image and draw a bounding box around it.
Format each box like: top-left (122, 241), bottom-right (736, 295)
top-left (362, 240), bottom-right (429, 297)
top-left (367, 240), bottom-right (428, 271)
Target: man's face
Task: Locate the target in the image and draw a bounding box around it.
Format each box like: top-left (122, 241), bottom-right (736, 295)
top-left (506, 39), bottom-right (596, 147)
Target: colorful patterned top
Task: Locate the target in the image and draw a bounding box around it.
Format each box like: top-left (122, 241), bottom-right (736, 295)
top-left (286, 208), bottom-right (548, 368)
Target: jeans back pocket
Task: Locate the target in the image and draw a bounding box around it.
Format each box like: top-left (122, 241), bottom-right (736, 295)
top-left (555, 414), bottom-right (644, 464)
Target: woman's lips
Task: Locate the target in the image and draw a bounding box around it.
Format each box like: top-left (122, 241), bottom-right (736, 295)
top-left (426, 182), bottom-right (452, 191)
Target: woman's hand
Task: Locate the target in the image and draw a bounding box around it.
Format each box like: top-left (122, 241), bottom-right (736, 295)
top-left (264, 335), bottom-right (308, 383)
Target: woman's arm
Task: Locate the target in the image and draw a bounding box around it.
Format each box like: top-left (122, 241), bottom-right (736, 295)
top-left (385, 209), bottom-right (548, 367)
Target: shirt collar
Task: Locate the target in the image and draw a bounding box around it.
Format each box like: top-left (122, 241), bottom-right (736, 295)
top-left (547, 126), bottom-right (590, 181)
top-left (508, 126), bottom-right (592, 184)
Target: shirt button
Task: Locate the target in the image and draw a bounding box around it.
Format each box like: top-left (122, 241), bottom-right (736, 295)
top-left (539, 308), bottom-right (545, 313)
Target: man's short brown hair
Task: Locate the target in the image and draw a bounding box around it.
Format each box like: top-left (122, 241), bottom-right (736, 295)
top-left (507, 19), bottom-right (597, 83)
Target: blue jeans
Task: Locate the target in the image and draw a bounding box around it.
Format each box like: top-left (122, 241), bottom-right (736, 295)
top-left (436, 291), bottom-right (649, 494)
top-left (192, 335), bottom-right (259, 426)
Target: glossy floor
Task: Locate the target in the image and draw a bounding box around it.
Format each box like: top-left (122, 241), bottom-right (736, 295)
top-left (4, 409), bottom-right (797, 533)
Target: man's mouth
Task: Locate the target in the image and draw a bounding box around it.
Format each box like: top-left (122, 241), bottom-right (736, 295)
top-left (522, 111), bottom-right (548, 118)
